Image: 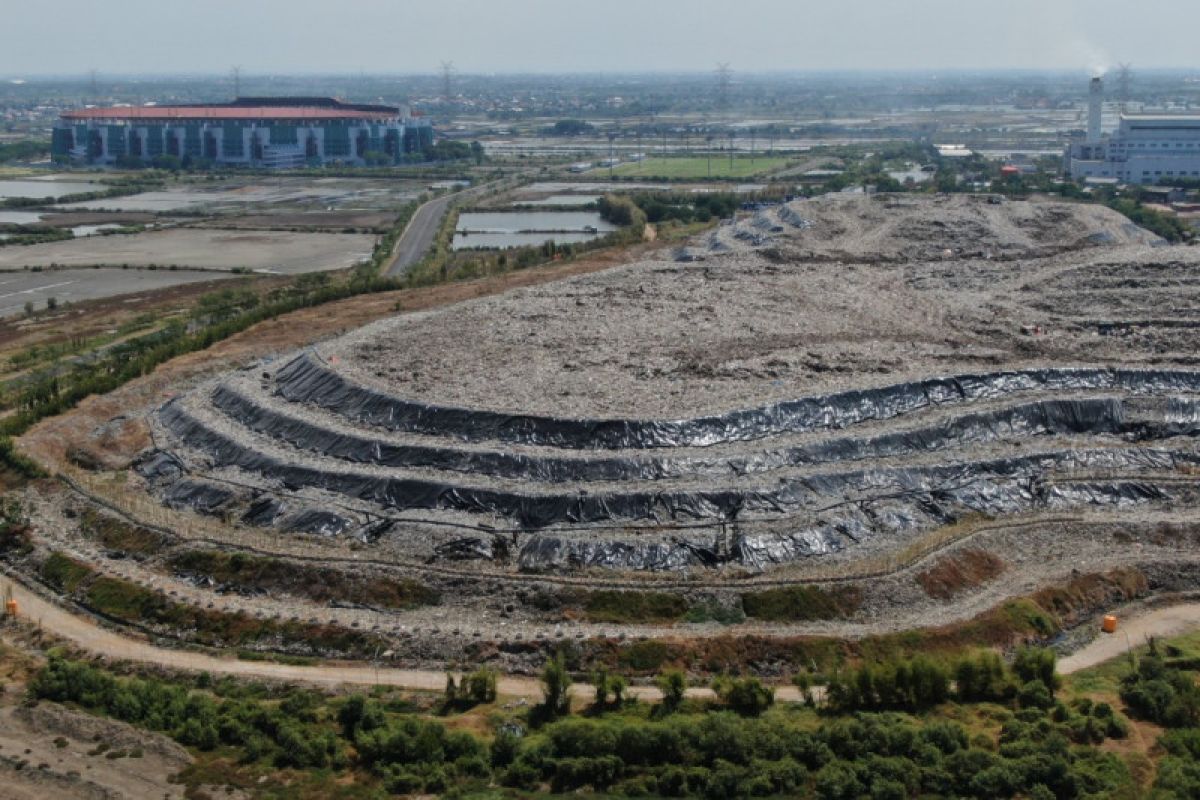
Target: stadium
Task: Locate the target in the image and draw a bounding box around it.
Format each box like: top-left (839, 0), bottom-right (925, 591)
top-left (51, 96), bottom-right (433, 168)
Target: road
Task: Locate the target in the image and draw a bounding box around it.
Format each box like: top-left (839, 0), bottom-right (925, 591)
top-left (2, 577), bottom-right (801, 702)
top-left (1058, 602), bottom-right (1200, 674)
top-left (11, 568), bottom-right (1189, 700)
top-left (384, 193), bottom-right (458, 278)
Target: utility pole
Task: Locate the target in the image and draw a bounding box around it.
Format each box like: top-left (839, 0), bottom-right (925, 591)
top-left (750, 127), bottom-right (755, 165)
top-left (706, 133), bottom-right (714, 177)
top-left (1117, 63), bottom-right (1133, 114)
top-left (608, 130), bottom-right (617, 180)
top-left (231, 65), bottom-right (241, 99)
top-left (636, 123), bottom-right (642, 173)
top-left (728, 130), bottom-right (735, 171)
top-left (715, 63), bottom-right (732, 113)
top-left (88, 69), bottom-right (98, 103)
top-left (440, 61), bottom-right (455, 102)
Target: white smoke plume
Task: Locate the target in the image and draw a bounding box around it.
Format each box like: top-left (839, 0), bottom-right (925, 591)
top-left (1061, 36), bottom-right (1112, 77)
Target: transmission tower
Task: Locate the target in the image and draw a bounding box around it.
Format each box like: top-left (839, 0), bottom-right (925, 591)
top-left (715, 63), bottom-right (732, 111)
top-left (1116, 63), bottom-right (1133, 114)
top-left (440, 61), bottom-right (456, 102)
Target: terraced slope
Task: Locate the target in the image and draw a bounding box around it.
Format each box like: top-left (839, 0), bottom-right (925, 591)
top-left (143, 194), bottom-right (1200, 577)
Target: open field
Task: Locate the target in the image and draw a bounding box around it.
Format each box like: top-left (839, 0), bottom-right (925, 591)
top-left (54, 175), bottom-right (426, 214)
top-left (0, 228), bottom-right (374, 272)
top-left (0, 267), bottom-right (234, 317)
top-left (604, 155), bottom-right (792, 178)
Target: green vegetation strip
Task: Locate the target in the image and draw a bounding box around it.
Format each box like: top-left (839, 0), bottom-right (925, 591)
top-left (78, 508), bottom-right (168, 557)
top-left (37, 551), bottom-right (384, 656)
top-left (169, 549), bottom-right (439, 610)
top-left (741, 585), bottom-right (863, 622)
top-left (608, 155), bottom-right (792, 179)
top-left (26, 640), bottom-right (1164, 799)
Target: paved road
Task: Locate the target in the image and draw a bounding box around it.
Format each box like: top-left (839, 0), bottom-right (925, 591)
top-left (384, 193), bottom-right (458, 278)
top-left (1058, 602), bottom-right (1200, 674)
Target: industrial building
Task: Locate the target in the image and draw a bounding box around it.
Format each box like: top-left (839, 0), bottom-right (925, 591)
top-left (1065, 78), bottom-right (1200, 184)
top-left (52, 97), bottom-right (433, 168)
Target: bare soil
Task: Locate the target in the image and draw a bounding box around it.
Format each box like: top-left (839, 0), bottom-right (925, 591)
top-left (0, 692), bottom-right (190, 800)
top-left (916, 549), bottom-right (1007, 600)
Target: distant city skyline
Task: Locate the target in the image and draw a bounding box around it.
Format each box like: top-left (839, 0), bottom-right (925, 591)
top-left (4, 0), bottom-right (1200, 77)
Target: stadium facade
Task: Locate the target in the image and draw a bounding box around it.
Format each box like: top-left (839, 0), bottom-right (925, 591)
top-left (52, 97), bottom-right (433, 168)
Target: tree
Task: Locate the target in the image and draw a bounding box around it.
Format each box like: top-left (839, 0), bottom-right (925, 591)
top-left (712, 676), bottom-right (774, 717)
top-left (657, 670), bottom-right (687, 712)
top-left (794, 671), bottom-right (815, 706)
top-left (464, 668), bottom-right (497, 705)
top-left (540, 653), bottom-right (572, 718)
top-left (470, 141), bottom-right (485, 165)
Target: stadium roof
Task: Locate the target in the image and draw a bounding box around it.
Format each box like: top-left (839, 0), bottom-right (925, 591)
top-left (62, 97), bottom-right (401, 122)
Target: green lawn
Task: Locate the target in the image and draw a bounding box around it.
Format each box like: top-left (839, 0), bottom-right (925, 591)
top-left (602, 155), bottom-right (791, 179)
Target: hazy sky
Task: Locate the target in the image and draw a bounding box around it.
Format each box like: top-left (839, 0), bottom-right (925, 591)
top-left (3, 0), bottom-right (1198, 76)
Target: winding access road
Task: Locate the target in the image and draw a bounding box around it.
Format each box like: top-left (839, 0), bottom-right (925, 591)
top-left (5, 572), bottom-right (1189, 699)
top-left (0, 578), bottom-right (756, 702)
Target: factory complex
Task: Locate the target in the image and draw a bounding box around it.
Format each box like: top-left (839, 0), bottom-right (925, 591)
top-left (1066, 77), bottom-right (1200, 184)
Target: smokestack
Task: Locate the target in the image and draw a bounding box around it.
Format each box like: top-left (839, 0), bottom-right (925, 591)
top-left (1087, 77), bottom-right (1103, 143)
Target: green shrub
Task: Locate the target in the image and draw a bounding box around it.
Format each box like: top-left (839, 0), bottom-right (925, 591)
top-left (741, 585), bottom-right (862, 621)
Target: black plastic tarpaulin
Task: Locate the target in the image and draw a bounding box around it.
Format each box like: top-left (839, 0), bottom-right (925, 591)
top-left (215, 384), bottom-right (1168, 483)
top-left (272, 353), bottom-right (1200, 450)
top-left (158, 399), bottom-right (1195, 529)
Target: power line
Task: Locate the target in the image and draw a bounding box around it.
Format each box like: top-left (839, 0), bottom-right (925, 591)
top-left (440, 61), bottom-right (456, 102)
top-left (1116, 63), bottom-right (1133, 114)
top-left (715, 62), bottom-right (732, 111)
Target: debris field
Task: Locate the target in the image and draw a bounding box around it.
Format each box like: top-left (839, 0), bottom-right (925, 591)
top-left (144, 193), bottom-right (1200, 578)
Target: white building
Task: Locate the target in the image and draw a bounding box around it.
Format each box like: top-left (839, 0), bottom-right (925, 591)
top-left (1065, 78), bottom-right (1200, 184)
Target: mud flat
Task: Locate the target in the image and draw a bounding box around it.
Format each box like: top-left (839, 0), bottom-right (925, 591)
top-left (0, 228), bottom-right (374, 273)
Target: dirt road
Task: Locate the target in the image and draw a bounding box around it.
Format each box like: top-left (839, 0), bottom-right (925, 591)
top-left (10, 570), bottom-right (1195, 700)
top-left (2, 577), bottom-right (795, 703)
top-left (1058, 602), bottom-right (1200, 674)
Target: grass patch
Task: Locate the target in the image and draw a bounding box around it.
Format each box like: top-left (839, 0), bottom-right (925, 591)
top-left (741, 585), bottom-right (863, 622)
top-left (33, 548), bottom-right (394, 658)
top-left (39, 552), bottom-right (96, 593)
top-left (618, 640), bottom-right (672, 671)
top-left (581, 568), bottom-right (1152, 677)
top-left (916, 548), bottom-right (1006, 600)
top-left (580, 590), bottom-right (687, 624)
top-left (79, 508), bottom-right (166, 557)
top-left (684, 599), bottom-right (746, 625)
top-left (169, 549), bottom-right (439, 610)
top-left (607, 155), bottom-right (791, 179)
